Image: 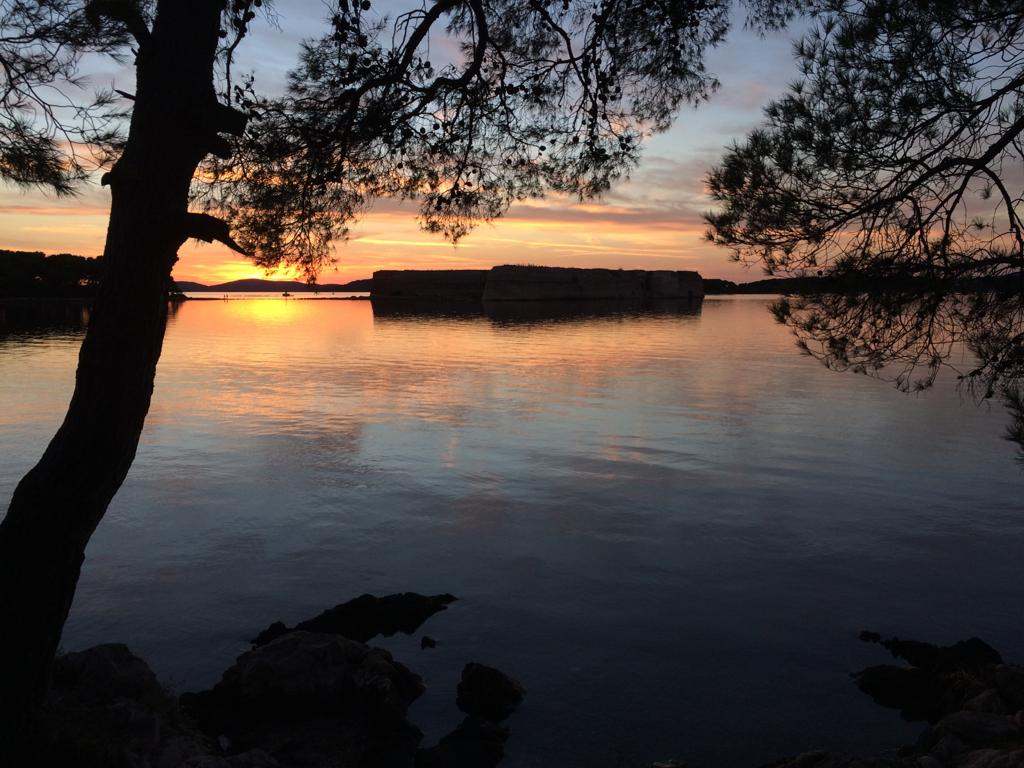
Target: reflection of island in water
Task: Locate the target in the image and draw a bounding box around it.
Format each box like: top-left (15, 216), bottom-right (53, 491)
top-left (371, 296), bottom-right (703, 323)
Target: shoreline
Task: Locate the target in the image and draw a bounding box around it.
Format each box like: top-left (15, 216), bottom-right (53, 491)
top-left (36, 602), bottom-right (1024, 768)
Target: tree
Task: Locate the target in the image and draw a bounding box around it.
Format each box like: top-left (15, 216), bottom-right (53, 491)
top-left (707, 0), bottom-right (1024, 282)
top-left (705, 0), bottom-right (1024, 424)
top-left (0, 0), bottom-right (782, 746)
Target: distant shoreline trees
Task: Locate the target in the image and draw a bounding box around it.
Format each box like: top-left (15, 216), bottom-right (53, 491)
top-left (0, 250), bottom-right (102, 298)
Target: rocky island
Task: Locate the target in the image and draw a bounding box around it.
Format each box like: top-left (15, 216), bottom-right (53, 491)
top-left (371, 266), bottom-right (704, 304)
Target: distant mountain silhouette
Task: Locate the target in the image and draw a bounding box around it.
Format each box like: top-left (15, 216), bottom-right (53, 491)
top-left (174, 278), bottom-right (372, 293)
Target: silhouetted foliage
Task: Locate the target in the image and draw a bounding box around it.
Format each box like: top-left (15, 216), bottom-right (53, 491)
top-left (198, 0), bottom-right (778, 277)
top-left (0, 249), bottom-right (103, 297)
top-left (705, 0), bottom-right (1024, 453)
top-left (706, 0), bottom-right (1024, 284)
top-left (2, 0), bottom-right (796, 279)
top-left (770, 285), bottom-right (1024, 456)
top-left (0, 1), bottom-right (127, 193)
top-left (3, 0), bottom-right (811, 731)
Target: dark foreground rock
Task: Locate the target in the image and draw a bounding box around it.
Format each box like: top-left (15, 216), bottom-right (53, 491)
top-left (253, 592), bottom-right (457, 646)
top-left (42, 644), bottom-right (277, 768)
top-left (414, 663), bottom-right (527, 767)
top-left (49, 615), bottom-right (1021, 768)
top-left (39, 594), bottom-right (528, 768)
top-left (416, 718), bottom-right (510, 768)
top-left (182, 631), bottom-right (425, 767)
top-left (456, 664), bottom-right (526, 723)
top-left (743, 634), bottom-right (1024, 768)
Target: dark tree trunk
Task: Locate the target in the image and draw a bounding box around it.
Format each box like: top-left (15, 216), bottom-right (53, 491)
top-left (0, 1), bottom-right (243, 752)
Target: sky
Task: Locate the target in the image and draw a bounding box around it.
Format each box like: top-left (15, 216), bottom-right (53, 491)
top-left (0, 3), bottom-right (802, 285)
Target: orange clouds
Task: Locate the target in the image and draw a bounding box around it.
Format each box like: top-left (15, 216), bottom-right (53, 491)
top-left (0, 150), bottom-right (754, 284)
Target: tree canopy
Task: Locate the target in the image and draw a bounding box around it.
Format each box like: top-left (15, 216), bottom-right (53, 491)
top-left (705, 0), bottom-right (1024, 427)
top-left (0, 0), bottom-right (127, 193)
top-left (706, 0), bottom-right (1024, 284)
top-left (2, 0), bottom-right (795, 280)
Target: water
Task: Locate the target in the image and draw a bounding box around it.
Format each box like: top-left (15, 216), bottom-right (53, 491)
top-left (1, 296), bottom-right (1022, 767)
top-left (182, 291), bottom-right (369, 299)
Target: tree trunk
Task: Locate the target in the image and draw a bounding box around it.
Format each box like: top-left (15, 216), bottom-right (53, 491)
top-left (0, 0), bottom-right (241, 752)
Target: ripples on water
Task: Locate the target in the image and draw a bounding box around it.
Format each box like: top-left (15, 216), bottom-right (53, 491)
top-left (1, 296), bottom-right (1022, 767)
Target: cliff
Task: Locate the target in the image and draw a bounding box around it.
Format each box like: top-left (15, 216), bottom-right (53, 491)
top-left (371, 266), bottom-right (703, 303)
top-left (372, 269), bottom-right (489, 300)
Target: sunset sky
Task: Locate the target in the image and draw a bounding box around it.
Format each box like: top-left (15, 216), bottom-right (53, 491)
top-left (0, 4), bottom-right (800, 285)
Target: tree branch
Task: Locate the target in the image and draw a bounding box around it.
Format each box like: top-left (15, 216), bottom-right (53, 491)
top-left (210, 102), bottom-right (249, 137)
top-left (183, 212), bottom-right (250, 255)
top-left (85, 0), bottom-right (152, 48)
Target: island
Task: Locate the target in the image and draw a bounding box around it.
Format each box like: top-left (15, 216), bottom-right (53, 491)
top-left (371, 266), bottom-right (704, 303)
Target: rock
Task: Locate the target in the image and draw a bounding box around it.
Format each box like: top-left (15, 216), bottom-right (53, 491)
top-left (50, 643), bottom-right (167, 708)
top-left (183, 631), bottom-right (424, 736)
top-left (651, 761), bottom-right (689, 768)
top-left (963, 690), bottom-right (1010, 716)
top-left (252, 621), bottom-right (289, 646)
top-left (927, 734), bottom-right (967, 761)
top-left (252, 593), bottom-right (457, 646)
top-left (415, 718), bottom-right (509, 768)
top-left (959, 749), bottom-right (1024, 767)
top-left (455, 664), bottom-right (525, 722)
top-left (225, 751), bottom-right (281, 767)
top-left (161, 748), bottom-right (280, 768)
top-left (182, 631), bottom-right (426, 767)
top-left (915, 757), bottom-right (942, 768)
top-left (994, 666), bottom-right (1024, 711)
top-left (758, 752), bottom-right (896, 767)
top-left (859, 634), bottom-right (1003, 674)
top-left (933, 711), bottom-right (1017, 744)
top-left (45, 645), bottom-right (220, 768)
top-left (854, 665), bottom-right (945, 721)
top-left (421, 636), bottom-right (437, 650)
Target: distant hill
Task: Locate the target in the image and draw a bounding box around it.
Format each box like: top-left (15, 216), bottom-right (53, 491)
top-left (0, 249), bottom-right (373, 298)
top-left (174, 278), bottom-right (372, 293)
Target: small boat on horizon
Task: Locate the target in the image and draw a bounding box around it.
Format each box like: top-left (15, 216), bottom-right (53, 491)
top-left (282, 291), bottom-right (292, 298)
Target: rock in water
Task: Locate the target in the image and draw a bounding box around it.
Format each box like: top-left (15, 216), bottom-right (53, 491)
top-left (859, 632), bottom-right (1003, 674)
top-left (855, 632), bottom-right (1010, 723)
top-left (455, 663), bottom-right (525, 722)
top-left (183, 631), bottom-right (424, 733)
top-left (994, 665), bottom-right (1024, 710)
top-left (417, 663), bottom-right (524, 767)
top-left (759, 753), bottom-right (898, 767)
top-left (415, 718), bottom-right (509, 768)
top-left (252, 592), bottom-right (457, 646)
top-left (182, 631), bottom-right (425, 766)
top-left (252, 620), bottom-right (289, 646)
top-left (853, 665), bottom-right (945, 722)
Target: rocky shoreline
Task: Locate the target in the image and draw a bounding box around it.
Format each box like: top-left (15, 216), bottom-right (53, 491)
top-left (31, 597), bottom-right (1024, 768)
top-left (761, 633), bottom-right (1024, 768)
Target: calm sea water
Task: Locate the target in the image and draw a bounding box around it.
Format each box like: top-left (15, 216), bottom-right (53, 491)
top-left (1, 296), bottom-right (1022, 767)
